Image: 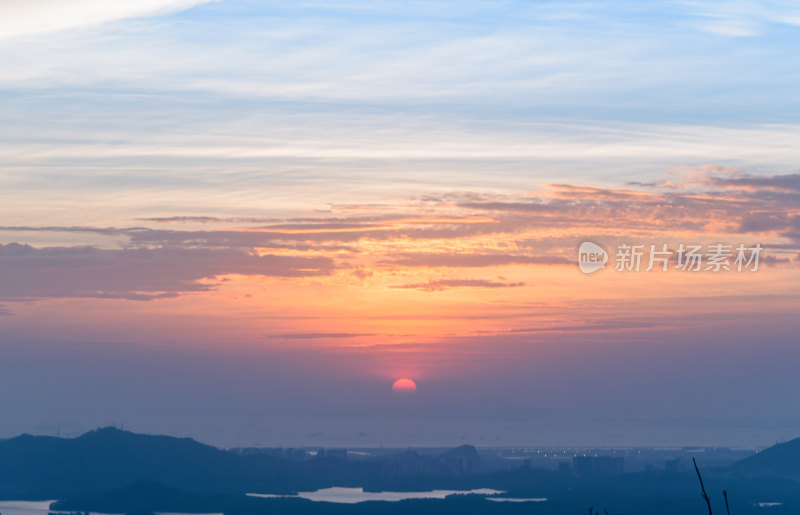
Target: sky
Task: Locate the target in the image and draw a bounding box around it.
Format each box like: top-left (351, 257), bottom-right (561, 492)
top-left (0, 0), bottom-right (799, 449)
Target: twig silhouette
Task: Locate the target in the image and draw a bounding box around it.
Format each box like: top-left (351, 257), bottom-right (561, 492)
top-left (693, 457), bottom-right (713, 515)
top-left (723, 490), bottom-right (731, 515)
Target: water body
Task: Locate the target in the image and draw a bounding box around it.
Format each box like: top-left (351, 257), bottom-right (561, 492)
top-left (0, 501), bottom-right (222, 515)
top-left (487, 497), bottom-right (548, 503)
top-left (0, 501), bottom-right (58, 515)
top-left (0, 491), bottom-right (544, 515)
top-left (248, 487), bottom-right (512, 503)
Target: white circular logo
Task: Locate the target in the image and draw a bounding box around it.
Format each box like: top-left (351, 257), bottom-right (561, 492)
top-left (578, 241), bottom-right (608, 274)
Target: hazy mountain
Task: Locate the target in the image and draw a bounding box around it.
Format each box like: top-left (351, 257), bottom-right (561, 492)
top-left (0, 427), bottom-right (474, 499)
top-left (6, 427), bottom-right (800, 514)
top-left (0, 427), bottom-right (283, 498)
top-left (729, 437), bottom-right (800, 478)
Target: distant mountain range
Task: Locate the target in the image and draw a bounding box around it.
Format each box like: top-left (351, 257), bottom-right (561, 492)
top-left (3, 427), bottom-right (800, 514)
top-left (0, 427), bottom-right (487, 500)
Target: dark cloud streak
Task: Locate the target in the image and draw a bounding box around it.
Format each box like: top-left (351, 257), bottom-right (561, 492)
top-left (0, 243), bottom-right (335, 301)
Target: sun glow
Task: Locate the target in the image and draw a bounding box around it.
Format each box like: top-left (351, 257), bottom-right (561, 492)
top-left (392, 378), bottom-right (417, 394)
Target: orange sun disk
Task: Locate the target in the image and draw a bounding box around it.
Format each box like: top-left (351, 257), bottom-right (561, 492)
top-left (392, 378), bottom-right (417, 394)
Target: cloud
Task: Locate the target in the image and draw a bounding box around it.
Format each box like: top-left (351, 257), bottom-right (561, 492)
top-left (392, 279), bottom-right (526, 292)
top-left (678, 1), bottom-right (800, 37)
top-left (0, 0), bottom-right (214, 39)
top-left (761, 254), bottom-right (796, 267)
top-left (493, 318), bottom-right (661, 334)
top-left (3, 0), bottom-right (800, 139)
top-left (266, 332), bottom-right (376, 340)
top-left (0, 168), bottom-right (798, 304)
top-left (0, 242), bottom-right (334, 301)
top-left (139, 216), bottom-right (233, 224)
top-left (383, 253), bottom-right (571, 268)
top-left (711, 172), bottom-right (800, 192)
top-left (0, 216), bottom-right (507, 247)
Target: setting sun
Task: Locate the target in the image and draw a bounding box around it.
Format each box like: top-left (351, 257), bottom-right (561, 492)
top-left (391, 378), bottom-right (417, 394)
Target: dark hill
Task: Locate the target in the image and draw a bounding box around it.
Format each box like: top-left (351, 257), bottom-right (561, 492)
top-left (51, 479), bottom-right (228, 513)
top-left (0, 427), bottom-right (283, 498)
top-left (729, 437), bottom-right (800, 478)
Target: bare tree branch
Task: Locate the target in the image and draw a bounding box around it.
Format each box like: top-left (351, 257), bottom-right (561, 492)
top-left (693, 457), bottom-right (713, 515)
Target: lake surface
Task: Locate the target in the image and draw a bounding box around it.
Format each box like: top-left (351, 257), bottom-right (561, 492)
top-left (0, 490), bottom-right (543, 513)
top-left (487, 497), bottom-right (548, 502)
top-left (0, 501), bottom-right (223, 515)
top-left (247, 487), bottom-right (544, 503)
top-left (0, 501), bottom-right (58, 515)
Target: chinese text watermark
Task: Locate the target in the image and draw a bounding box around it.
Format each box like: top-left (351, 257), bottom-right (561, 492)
top-left (578, 242), bottom-right (762, 274)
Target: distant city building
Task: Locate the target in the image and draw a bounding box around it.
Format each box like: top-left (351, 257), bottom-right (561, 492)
top-left (281, 448), bottom-right (308, 461)
top-left (319, 448), bottom-right (348, 461)
top-left (573, 456), bottom-right (624, 477)
top-left (380, 446), bottom-right (486, 477)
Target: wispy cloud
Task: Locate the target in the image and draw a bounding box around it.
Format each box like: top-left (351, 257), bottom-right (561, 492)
top-left (392, 279), bottom-right (526, 292)
top-left (1, 1), bottom-right (799, 237)
top-left (266, 332), bottom-right (376, 340)
top-left (383, 254), bottom-right (571, 268)
top-left (0, 0), bottom-right (215, 39)
top-left (677, 0), bottom-right (800, 36)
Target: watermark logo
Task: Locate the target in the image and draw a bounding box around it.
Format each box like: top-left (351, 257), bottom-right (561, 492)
top-left (578, 241), bottom-right (608, 274)
top-left (578, 242), bottom-right (763, 274)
